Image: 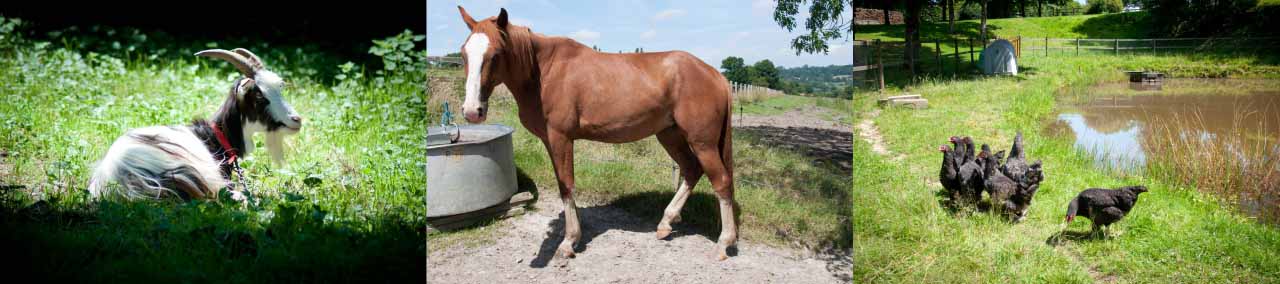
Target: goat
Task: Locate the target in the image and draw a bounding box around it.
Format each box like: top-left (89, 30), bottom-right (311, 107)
top-left (88, 48), bottom-right (303, 200)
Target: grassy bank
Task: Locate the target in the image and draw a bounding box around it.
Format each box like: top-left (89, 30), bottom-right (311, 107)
top-left (427, 68), bottom-right (852, 254)
top-left (853, 51), bottom-right (1280, 282)
top-left (0, 18), bottom-right (426, 282)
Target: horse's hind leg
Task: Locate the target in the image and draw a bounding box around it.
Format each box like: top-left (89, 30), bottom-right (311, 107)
top-left (655, 128), bottom-right (703, 240)
top-left (689, 143), bottom-right (736, 261)
top-left (544, 131), bottom-right (580, 259)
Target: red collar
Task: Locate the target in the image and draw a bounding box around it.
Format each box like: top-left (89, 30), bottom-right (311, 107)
top-left (209, 122), bottom-right (238, 165)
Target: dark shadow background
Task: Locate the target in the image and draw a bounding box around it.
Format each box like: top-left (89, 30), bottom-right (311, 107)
top-left (2, 1), bottom-right (424, 62)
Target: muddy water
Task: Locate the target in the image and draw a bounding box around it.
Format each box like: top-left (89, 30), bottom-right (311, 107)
top-left (1051, 79), bottom-right (1280, 224)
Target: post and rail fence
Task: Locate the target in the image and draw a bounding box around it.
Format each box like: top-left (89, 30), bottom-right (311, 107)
top-left (852, 36), bottom-right (1280, 92)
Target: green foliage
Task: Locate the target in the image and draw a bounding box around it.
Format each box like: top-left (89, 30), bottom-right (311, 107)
top-left (752, 59), bottom-right (781, 88)
top-left (778, 64), bottom-right (853, 98)
top-left (1086, 0), bottom-right (1124, 14)
top-left (854, 46), bottom-right (1280, 283)
top-left (773, 0), bottom-right (851, 54)
top-left (0, 18), bottom-right (425, 281)
top-left (1142, 0), bottom-right (1275, 37)
top-left (721, 56), bottom-right (750, 83)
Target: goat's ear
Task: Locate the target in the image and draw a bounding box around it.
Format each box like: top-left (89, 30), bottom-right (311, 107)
top-left (496, 8), bottom-right (509, 30)
top-left (236, 78), bottom-right (257, 99)
top-left (459, 6), bottom-right (477, 31)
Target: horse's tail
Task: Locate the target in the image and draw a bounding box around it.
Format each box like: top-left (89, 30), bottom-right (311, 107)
top-left (719, 86), bottom-right (733, 179)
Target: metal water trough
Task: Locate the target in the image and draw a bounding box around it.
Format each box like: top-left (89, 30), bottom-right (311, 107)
top-left (427, 124), bottom-right (517, 217)
top-left (1125, 71), bottom-right (1165, 83)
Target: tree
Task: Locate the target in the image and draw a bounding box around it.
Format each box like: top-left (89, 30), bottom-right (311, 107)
top-left (981, 0), bottom-right (988, 42)
top-left (772, 0), bottom-right (852, 55)
top-left (721, 56), bottom-right (751, 83)
top-left (752, 59), bottom-right (781, 89)
top-left (1086, 0), bottom-right (1121, 14)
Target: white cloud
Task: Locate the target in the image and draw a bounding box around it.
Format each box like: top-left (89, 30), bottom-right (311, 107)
top-left (652, 9), bottom-right (686, 21)
top-left (641, 29), bottom-right (657, 39)
top-left (569, 29), bottom-right (601, 42)
top-left (752, 0), bottom-right (775, 16)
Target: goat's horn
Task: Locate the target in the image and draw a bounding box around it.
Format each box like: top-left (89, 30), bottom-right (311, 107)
top-left (194, 49), bottom-right (256, 77)
top-left (231, 48), bottom-right (266, 71)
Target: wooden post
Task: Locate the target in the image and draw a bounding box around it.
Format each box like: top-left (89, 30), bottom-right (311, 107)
top-left (876, 39), bottom-right (885, 92)
top-left (969, 38), bottom-right (974, 64)
top-left (935, 38), bottom-right (942, 73)
top-left (1015, 35), bottom-right (1022, 59)
top-left (953, 36), bottom-right (960, 75)
top-left (1076, 38), bottom-right (1080, 56)
top-left (1151, 39), bottom-right (1156, 53)
top-left (1114, 38), bottom-right (1119, 55)
top-left (1045, 37), bottom-right (1049, 57)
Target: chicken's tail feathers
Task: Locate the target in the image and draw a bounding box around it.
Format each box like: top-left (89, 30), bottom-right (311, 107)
top-left (1011, 131), bottom-right (1025, 159)
top-left (1065, 196), bottom-right (1080, 223)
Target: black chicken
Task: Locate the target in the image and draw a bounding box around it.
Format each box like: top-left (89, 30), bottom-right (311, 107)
top-left (1001, 132), bottom-right (1042, 185)
top-left (980, 149), bottom-right (1018, 219)
top-left (939, 144), bottom-right (961, 204)
top-left (1065, 186), bottom-right (1149, 236)
top-left (1005, 163), bottom-right (1044, 222)
top-left (956, 137), bottom-right (985, 205)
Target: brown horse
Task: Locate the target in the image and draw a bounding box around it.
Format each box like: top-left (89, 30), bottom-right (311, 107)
top-left (455, 7), bottom-right (737, 260)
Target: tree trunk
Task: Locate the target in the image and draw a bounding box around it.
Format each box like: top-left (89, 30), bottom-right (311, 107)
top-left (905, 0), bottom-right (922, 76)
top-left (981, 0), bottom-right (988, 43)
top-left (1037, 0), bottom-right (1042, 17)
top-left (884, 0), bottom-right (892, 25)
top-left (948, 0), bottom-right (956, 34)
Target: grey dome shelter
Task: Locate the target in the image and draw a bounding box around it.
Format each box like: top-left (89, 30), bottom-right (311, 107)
top-left (980, 39), bottom-right (1018, 75)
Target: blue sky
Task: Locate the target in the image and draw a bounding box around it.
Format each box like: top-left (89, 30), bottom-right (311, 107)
top-left (428, 0), bottom-right (853, 69)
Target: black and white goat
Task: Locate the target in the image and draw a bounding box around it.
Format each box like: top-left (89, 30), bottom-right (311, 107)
top-left (88, 48), bottom-right (302, 200)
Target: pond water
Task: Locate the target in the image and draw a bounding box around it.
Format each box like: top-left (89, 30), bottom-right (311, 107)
top-left (1050, 79), bottom-right (1280, 224)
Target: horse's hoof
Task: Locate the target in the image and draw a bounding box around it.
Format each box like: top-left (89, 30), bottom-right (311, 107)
top-left (656, 228), bottom-right (672, 240)
top-left (557, 247), bottom-right (576, 259)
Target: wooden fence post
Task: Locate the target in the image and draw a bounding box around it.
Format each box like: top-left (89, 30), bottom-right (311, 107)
top-left (1151, 39), bottom-right (1156, 53)
top-left (1114, 38), bottom-right (1119, 55)
top-left (953, 36), bottom-right (960, 76)
top-left (968, 38), bottom-right (974, 64)
top-left (876, 39), bottom-right (885, 92)
top-left (1045, 37), bottom-right (1049, 57)
top-left (935, 38), bottom-right (942, 73)
top-left (1076, 38), bottom-right (1080, 56)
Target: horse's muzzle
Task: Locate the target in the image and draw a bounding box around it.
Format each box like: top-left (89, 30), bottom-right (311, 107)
top-left (464, 107), bottom-right (487, 123)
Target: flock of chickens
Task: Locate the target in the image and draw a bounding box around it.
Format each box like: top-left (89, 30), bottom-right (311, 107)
top-left (938, 132), bottom-right (1148, 237)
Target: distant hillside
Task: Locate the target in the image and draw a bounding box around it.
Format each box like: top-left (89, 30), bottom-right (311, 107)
top-left (780, 64), bottom-right (854, 82)
top-left (778, 64), bottom-right (852, 99)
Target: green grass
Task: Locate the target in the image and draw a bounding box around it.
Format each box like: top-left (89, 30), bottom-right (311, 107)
top-left (859, 12), bottom-right (1151, 42)
top-left (427, 68), bottom-right (853, 253)
top-left (853, 51), bottom-right (1280, 283)
top-left (0, 18), bottom-right (426, 282)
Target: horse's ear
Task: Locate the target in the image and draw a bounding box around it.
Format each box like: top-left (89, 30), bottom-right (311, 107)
top-left (459, 6), bottom-right (477, 31)
top-left (497, 8), bottom-right (509, 30)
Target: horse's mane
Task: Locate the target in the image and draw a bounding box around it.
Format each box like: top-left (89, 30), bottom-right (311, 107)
top-left (497, 23), bottom-right (538, 73)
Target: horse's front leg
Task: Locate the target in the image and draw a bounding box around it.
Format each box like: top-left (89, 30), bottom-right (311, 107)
top-left (544, 131), bottom-right (580, 259)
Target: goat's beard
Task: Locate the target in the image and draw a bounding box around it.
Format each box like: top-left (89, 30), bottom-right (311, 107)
top-left (264, 131), bottom-right (287, 166)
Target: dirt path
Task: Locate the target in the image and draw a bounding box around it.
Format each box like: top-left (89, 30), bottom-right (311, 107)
top-left (428, 192), bottom-right (852, 283)
top-left (854, 109), bottom-right (903, 161)
top-left (735, 105), bottom-right (854, 172)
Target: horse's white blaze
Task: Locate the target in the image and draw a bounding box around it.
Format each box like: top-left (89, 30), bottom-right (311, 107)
top-left (462, 32), bottom-right (490, 114)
